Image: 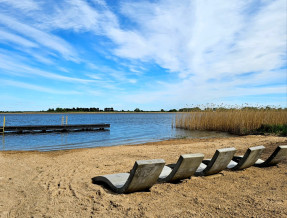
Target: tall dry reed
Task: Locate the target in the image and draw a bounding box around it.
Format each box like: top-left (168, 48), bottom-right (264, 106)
top-left (175, 110), bottom-right (287, 135)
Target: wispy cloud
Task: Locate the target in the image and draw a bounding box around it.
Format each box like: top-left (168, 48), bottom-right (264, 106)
top-left (109, 0), bottom-right (286, 79)
top-left (0, 53), bottom-right (94, 83)
top-left (0, 29), bottom-right (38, 48)
top-left (0, 0), bottom-right (40, 12)
top-left (106, 0), bottom-right (286, 107)
top-left (1, 79), bottom-right (80, 95)
top-left (86, 64), bottom-right (138, 84)
top-left (0, 14), bottom-right (79, 61)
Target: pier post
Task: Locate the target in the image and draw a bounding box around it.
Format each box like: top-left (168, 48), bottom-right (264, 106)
top-left (0, 116), bottom-right (5, 134)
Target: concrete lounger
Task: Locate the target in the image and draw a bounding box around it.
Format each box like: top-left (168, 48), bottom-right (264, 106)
top-left (92, 159), bottom-right (165, 194)
top-left (227, 145), bottom-right (265, 170)
top-left (254, 145), bottom-right (287, 167)
top-left (195, 147), bottom-right (237, 176)
top-left (158, 153), bottom-right (204, 183)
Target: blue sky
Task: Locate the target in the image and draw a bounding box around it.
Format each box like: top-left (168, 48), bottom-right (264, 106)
top-left (0, 0), bottom-right (286, 111)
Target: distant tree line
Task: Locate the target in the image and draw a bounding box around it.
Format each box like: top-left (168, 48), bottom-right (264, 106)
top-left (47, 107), bottom-right (103, 112)
top-left (133, 108), bottom-right (178, 112)
top-left (45, 107), bottom-right (178, 113)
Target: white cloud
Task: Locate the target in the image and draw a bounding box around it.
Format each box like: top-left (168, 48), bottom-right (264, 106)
top-left (1, 79), bottom-right (80, 95)
top-left (128, 79), bottom-right (137, 84)
top-left (86, 64), bottom-right (138, 84)
top-left (104, 0), bottom-right (286, 106)
top-left (110, 0), bottom-right (285, 80)
top-left (0, 0), bottom-right (40, 12)
top-left (0, 54), bottom-right (94, 84)
top-left (86, 73), bottom-right (102, 80)
top-left (40, 0), bottom-right (100, 31)
top-left (0, 14), bottom-right (79, 61)
top-left (0, 29), bottom-right (38, 48)
top-left (30, 0), bottom-right (118, 34)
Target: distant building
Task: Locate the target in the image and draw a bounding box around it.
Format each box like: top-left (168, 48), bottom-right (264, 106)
top-left (104, 107), bottom-right (114, 112)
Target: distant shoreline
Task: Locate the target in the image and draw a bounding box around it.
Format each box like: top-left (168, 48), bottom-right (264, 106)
top-left (0, 111), bottom-right (180, 115)
top-left (0, 112), bottom-right (179, 115)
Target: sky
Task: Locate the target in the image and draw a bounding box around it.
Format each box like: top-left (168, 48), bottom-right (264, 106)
top-left (0, 0), bottom-right (286, 111)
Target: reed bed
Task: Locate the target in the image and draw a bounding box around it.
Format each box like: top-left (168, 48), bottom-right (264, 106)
top-left (175, 110), bottom-right (287, 135)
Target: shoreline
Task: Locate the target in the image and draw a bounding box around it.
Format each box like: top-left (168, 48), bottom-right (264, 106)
top-left (1, 135), bottom-right (287, 217)
top-left (0, 111), bottom-right (179, 115)
top-left (0, 130), bottom-right (236, 153)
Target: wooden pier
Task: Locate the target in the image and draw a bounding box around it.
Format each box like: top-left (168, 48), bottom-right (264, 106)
top-left (4, 124), bottom-right (110, 134)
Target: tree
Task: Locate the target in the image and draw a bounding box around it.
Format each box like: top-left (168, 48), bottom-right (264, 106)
top-left (168, 109), bottom-right (177, 112)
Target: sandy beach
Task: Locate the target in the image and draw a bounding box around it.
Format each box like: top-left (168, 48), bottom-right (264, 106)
top-left (0, 135), bottom-right (287, 217)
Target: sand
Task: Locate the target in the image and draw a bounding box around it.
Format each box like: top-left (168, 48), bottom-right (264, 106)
top-left (0, 135), bottom-right (287, 217)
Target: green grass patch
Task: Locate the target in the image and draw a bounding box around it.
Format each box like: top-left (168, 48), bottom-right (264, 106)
top-left (256, 124), bottom-right (287, 136)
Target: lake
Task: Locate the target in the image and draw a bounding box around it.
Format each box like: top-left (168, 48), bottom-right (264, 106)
top-left (0, 113), bottom-right (232, 151)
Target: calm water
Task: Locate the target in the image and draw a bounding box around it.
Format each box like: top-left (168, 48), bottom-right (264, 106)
top-left (0, 113), bottom-right (232, 151)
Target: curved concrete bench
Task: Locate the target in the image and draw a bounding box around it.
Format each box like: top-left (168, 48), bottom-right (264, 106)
top-left (158, 153), bottom-right (204, 183)
top-left (254, 145), bottom-right (287, 167)
top-left (92, 159), bottom-right (165, 194)
top-left (195, 147), bottom-right (237, 176)
top-left (227, 145), bottom-right (265, 170)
